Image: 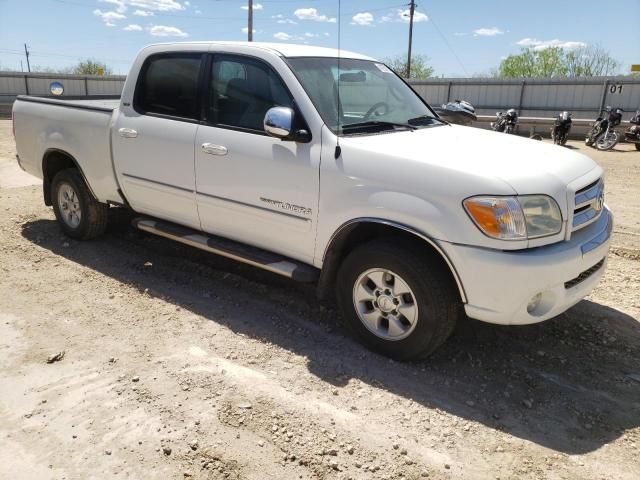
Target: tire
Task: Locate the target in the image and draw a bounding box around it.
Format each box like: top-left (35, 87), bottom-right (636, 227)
top-left (51, 168), bottom-right (109, 240)
top-left (635, 143), bottom-right (640, 151)
top-left (336, 239), bottom-right (460, 361)
top-left (595, 131), bottom-right (619, 151)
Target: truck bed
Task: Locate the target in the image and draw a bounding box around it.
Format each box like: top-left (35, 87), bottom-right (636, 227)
top-left (12, 95), bottom-right (122, 205)
top-left (16, 95), bottom-right (120, 112)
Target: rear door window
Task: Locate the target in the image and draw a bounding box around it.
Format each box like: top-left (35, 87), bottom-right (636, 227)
top-left (135, 54), bottom-right (202, 120)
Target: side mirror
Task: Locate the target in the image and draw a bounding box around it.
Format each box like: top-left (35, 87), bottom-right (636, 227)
top-left (264, 107), bottom-right (294, 139)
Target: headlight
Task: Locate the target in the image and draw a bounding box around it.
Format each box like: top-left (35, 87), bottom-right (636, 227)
top-left (463, 195), bottom-right (562, 240)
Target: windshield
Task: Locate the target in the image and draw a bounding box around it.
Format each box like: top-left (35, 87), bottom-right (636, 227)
top-left (285, 57), bottom-right (441, 135)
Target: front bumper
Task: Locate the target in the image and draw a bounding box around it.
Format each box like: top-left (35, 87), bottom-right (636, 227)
top-left (439, 207), bottom-right (613, 325)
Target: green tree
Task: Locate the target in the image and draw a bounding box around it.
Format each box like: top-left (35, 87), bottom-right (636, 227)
top-left (499, 47), bottom-right (567, 78)
top-left (71, 59), bottom-right (112, 76)
top-left (498, 46), bottom-right (620, 78)
top-left (385, 54), bottom-right (434, 79)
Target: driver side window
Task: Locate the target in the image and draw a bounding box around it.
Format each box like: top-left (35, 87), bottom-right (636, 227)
top-left (207, 55), bottom-right (294, 132)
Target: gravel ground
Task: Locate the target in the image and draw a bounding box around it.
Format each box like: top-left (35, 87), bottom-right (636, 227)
top-left (1, 120), bottom-right (639, 479)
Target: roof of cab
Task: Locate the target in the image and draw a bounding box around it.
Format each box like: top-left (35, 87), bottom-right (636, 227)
top-left (143, 41), bottom-right (376, 61)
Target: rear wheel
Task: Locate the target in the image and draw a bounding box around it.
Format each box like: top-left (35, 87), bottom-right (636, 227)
top-left (635, 143), bottom-right (640, 151)
top-left (336, 239), bottom-right (460, 360)
top-left (51, 168), bottom-right (109, 240)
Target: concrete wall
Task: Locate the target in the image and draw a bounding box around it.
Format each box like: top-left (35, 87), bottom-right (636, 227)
top-left (0, 71), bottom-right (126, 117)
top-left (410, 76), bottom-right (640, 122)
top-left (2, 72), bottom-right (639, 128)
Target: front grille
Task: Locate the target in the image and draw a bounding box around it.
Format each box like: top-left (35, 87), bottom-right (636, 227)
top-left (572, 179), bottom-right (604, 232)
top-left (564, 258), bottom-right (605, 289)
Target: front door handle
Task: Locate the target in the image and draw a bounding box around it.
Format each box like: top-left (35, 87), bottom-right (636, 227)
top-left (118, 128), bottom-right (138, 138)
top-left (201, 143), bottom-right (228, 156)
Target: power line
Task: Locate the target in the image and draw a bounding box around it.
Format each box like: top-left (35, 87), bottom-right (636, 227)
top-left (424, 12), bottom-right (469, 76)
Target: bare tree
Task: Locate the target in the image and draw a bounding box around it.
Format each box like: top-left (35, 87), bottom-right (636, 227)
top-left (564, 45), bottom-right (620, 77)
top-left (385, 54), bottom-right (434, 79)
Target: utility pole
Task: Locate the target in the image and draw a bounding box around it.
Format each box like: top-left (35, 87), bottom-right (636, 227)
top-left (24, 43), bottom-right (31, 72)
top-left (406, 0), bottom-right (416, 78)
top-left (247, 0), bottom-right (253, 42)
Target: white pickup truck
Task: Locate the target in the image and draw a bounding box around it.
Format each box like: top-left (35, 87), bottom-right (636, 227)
top-left (13, 42), bottom-right (612, 360)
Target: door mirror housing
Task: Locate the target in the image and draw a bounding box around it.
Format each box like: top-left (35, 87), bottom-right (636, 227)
top-left (264, 107), bottom-right (294, 139)
top-left (264, 107), bottom-right (311, 142)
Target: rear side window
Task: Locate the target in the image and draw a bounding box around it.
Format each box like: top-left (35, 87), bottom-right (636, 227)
top-left (135, 54), bottom-right (202, 120)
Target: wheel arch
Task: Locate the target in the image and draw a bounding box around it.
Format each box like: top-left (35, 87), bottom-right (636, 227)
top-left (42, 149), bottom-right (96, 206)
top-left (317, 218), bottom-right (467, 304)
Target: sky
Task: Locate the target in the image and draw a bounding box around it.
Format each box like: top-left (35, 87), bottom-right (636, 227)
top-left (0, 0), bottom-right (638, 77)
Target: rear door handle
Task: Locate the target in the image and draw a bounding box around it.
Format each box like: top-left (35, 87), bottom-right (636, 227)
top-left (118, 128), bottom-right (138, 138)
top-left (201, 143), bottom-right (228, 156)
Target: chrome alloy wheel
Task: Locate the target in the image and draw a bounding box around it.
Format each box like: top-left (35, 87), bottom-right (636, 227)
top-left (57, 182), bottom-right (82, 228)
top-left (352, 268), bottom-right (419, 341)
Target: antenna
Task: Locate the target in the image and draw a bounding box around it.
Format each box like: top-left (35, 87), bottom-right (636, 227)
top-left (334, 0), bottom-right (342, 159)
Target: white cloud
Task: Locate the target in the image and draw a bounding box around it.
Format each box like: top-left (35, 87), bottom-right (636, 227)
top-left (516, 37), bottom-right (587, 51)
top-left (273, 32), bottom-right (292, 41)
top-left (148, 25), bottom-right (189, 36)
top-left (100, 0), bottom-right (127, 13)
top-left (184, 1), bottom-right (190, 6)
top-left (304, 32), bottom-right (319, 38)
top-left (93, 9), bottom-right (126, 27)
top-left (123, 24), bottom-right (143, 31)
top-left (454, 32), bottom-right (467, 36)
top-left (241, 27), bottom-right (256, 34)
top-left (381, 9), bottom-right (428, 23)
top-left (133, 9), bottom-right (153, 16)
top-left (294, 7), bottom-right (336, 23)
top-left (110, 0), bottom-right (184, 12)
top-left (195, 9), bottom-right (201, 14)
top-left (473, 27), bottom-right (504, 37)
top-left (241, 3), bottom-right (263, 10)
top-left (351, 12), bottom-right (374, 26)
top-left (272, 14), bottom-right (296, 24)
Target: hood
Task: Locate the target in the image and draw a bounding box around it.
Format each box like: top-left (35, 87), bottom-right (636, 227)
top-left (341, 124), bottom-right (600, 195)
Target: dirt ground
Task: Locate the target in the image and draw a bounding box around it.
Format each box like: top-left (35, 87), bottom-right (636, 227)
top-left (1, 119), bottom-right (639, 480)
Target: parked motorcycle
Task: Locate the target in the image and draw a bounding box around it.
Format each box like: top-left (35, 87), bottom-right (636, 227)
top-left (491, 108), bottom-right (518, 134)
top-left (624, 110), bottom-right (640, 151)
top-left (432, 99), bottom-right (477, 126)
top-left (585, 106), bottom-right (623, 151)
top-left (551, 111), bottom-right (572, 145)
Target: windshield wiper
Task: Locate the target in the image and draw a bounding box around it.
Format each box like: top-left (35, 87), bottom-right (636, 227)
top-left (407, 115), bottom-right (449, 126)
top-left (340, 120), bottom-right (417, 133)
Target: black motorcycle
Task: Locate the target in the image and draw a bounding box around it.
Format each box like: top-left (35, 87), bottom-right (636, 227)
top-left (624, 110), bottom-right (640, 151)
top-left (491, 108), bottom-right (518, 134)
top-left (432, 100), bottom-right (477, 126)
top-left (551, 111), bottom-right (572, 145)
top-left (586, 107), bottom-right (623, 151)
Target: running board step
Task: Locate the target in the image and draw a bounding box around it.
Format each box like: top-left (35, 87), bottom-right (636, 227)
top-left (132, 217), bottom-right (319, 283)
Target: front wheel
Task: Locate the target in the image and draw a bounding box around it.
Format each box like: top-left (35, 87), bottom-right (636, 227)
top-left (51, 168), bottom-right (109, 240)
top-left (595, 131), bottom-right (619, 151)
top-left (336, 239), bottom-right (460, 360)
